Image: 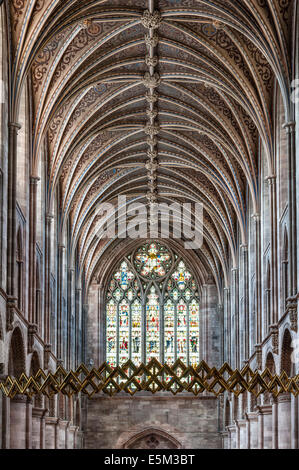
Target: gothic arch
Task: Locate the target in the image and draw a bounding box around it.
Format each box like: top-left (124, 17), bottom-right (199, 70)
top-left (121, 428), bottom-right (182, 450)
top-left (280, 328), bottom-right (294, 376)
top-left (224, 399), bottom-right (231, 428)
top-left (265, 352), bottom-right (276, 404)
top-left (8, 327), bottom-right (26, 378)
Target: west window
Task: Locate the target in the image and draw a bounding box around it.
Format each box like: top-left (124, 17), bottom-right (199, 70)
top-left (105, 242), bottom-right (200, 367)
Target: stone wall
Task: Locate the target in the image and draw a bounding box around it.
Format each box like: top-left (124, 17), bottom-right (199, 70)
top-left (84, 395), bottom-right (221, 449)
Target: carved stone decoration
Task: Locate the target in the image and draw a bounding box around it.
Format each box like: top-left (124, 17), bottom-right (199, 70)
top-left (141, 10), bottom-right (162, 30)
top-left (144, 124), bottom-right (160, 136)
top-left (144, 34), bottom-right (159, 48)
top-left (145, 55), bottom-right (159, 67)
top-left (146, 92), bottom-right (158, 103)
top-left (6, 298), bottom-right (17, 331)
top-left (147, 192), bottom-right (157, 203)
top-left (28, 324), bottom-right (38, 353)
top-left (270, 325), bottom-right (279, 355)
top-left (147, 150), bottom-right (158, 159)
top-left (146, 108), bottom-right (158, 119)
top-left (44, 344), bottom-right (52, 370)
top-left (255, 344), bottom-right (262, 370)
top-left (145, 161), bottom-right (159, 172)
top-left (148, 171), bottom-right (157, 180)
top-left (147, 136), bottom-right (158, 146)
top-left (148, 182), bottom-right (157, 192)
top-left (143, 72), bottom-right (161, 89)
top-left (286, 297), bottom-right (298, 332)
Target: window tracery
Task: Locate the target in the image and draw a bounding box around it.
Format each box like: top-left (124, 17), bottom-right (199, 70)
top-left (106, 242), bottom-right (200, 367)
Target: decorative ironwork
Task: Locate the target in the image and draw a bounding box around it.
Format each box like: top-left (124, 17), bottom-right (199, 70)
top-left (1, 359), bottom-right (298, 399)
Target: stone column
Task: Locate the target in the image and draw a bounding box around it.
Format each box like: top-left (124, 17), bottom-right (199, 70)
top-left (45, 417), bottom-right (58, 449)
top-left (1, 391), bottom-right (10, 449)
top-left (283, 122), bottom-right (297, 297)
top-left (238, 419), bottom-right (247, 449)
top-left (221, 431), bottom-right (229, 449)
top-left (247, 412), bottom-right (258, 449)
top-left (28, 176), bottom-right (40, 326)
top-left (57, 244), bottom-right (65, 361)
top-left (44, 214), bottom-right (54, 347)
top-left (227, 425), bottom-right (236, 449)
top-left (271, 396), bottom-right (278, 449)
top-left (231, 268), bottom-right (239, 369)
top-left (252, 214), bottom-right (262, 344)
top-left (67, 268), bottom-right (75, 370)
top-left (223, 288), bottom-right (231, 364)
top-left (10, 394), bottom-right (27, 449)
top-left (240, 245), bottom-right (249, 360)
top-left (291, 395), bottom-right (298, 449)
top-left (75, 287), bottom-right (82, 366)
top-left (6, 122), bottom-right (21, 298)
top-left (200, 285), bottom-right (208, 362)
top-left (277, 394), bottom-right (291, 448)
top-left (257, 405), bottom-right (273, 449)
top-left (266, 176), bottom-right (278, 325)
top-left (32, 408), bottom-right (47, 449)
top-left (217, 303), bottom-right (224, 365)
top-left (57, 419), bottom-right (68, 449)
top-left (26, 397), bottom-right (33, 449)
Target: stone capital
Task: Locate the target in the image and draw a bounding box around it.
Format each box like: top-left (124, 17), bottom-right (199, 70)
top-left (251, 213), bottom-right (260, 222)
top-left (9, 122), bottom-right (22, 133)
top-left (282, 121), bottom-right (296, 133)
top-left (30, 175), bottom-right (41, 185)
top-left (46, 213), bottom-right (54, 224)
top-left (265, 175), bottom-right (276, 186)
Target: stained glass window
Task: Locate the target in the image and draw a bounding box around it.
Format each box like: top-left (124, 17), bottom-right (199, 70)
top-left (105, 242), bottom-right (200, 367)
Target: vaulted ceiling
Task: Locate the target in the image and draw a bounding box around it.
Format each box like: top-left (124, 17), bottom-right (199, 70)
top-left (9, 0), bottom-right (295, 291)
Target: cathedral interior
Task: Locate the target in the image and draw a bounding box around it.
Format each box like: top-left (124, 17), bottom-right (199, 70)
top-left (0, 0), bottom-right (299, 450)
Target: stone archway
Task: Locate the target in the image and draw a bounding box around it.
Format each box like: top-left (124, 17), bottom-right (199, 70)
top-left (8, 327), bottom-right (25, 378)
top-left (8, 327), bottom-right (27, 449)
top-left (122, 428), bottom-right (182, 450)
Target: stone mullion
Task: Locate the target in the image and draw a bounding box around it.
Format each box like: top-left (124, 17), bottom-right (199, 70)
top-left (200, 285), bottom-right (207, 362)
top-left (129, 299), bottom-right (132, 362)
top-left (267, 176), bottom-right (278, 325)
top-left (28, 176), bottom-right (40, 326)
top-left (6, 122), bottom-right (21, 301)
top-left (116, 302), bottom-right (120, 366)
top-left (186, 302), bottom-right (189, 365)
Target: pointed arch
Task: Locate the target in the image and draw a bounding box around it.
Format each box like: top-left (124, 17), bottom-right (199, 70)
top-left (281, 328), bottom-right (294, 376)
top-left (122, 428), bottom-right (182, 450)
top-left (8, 327), bottom-right (26, 378)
